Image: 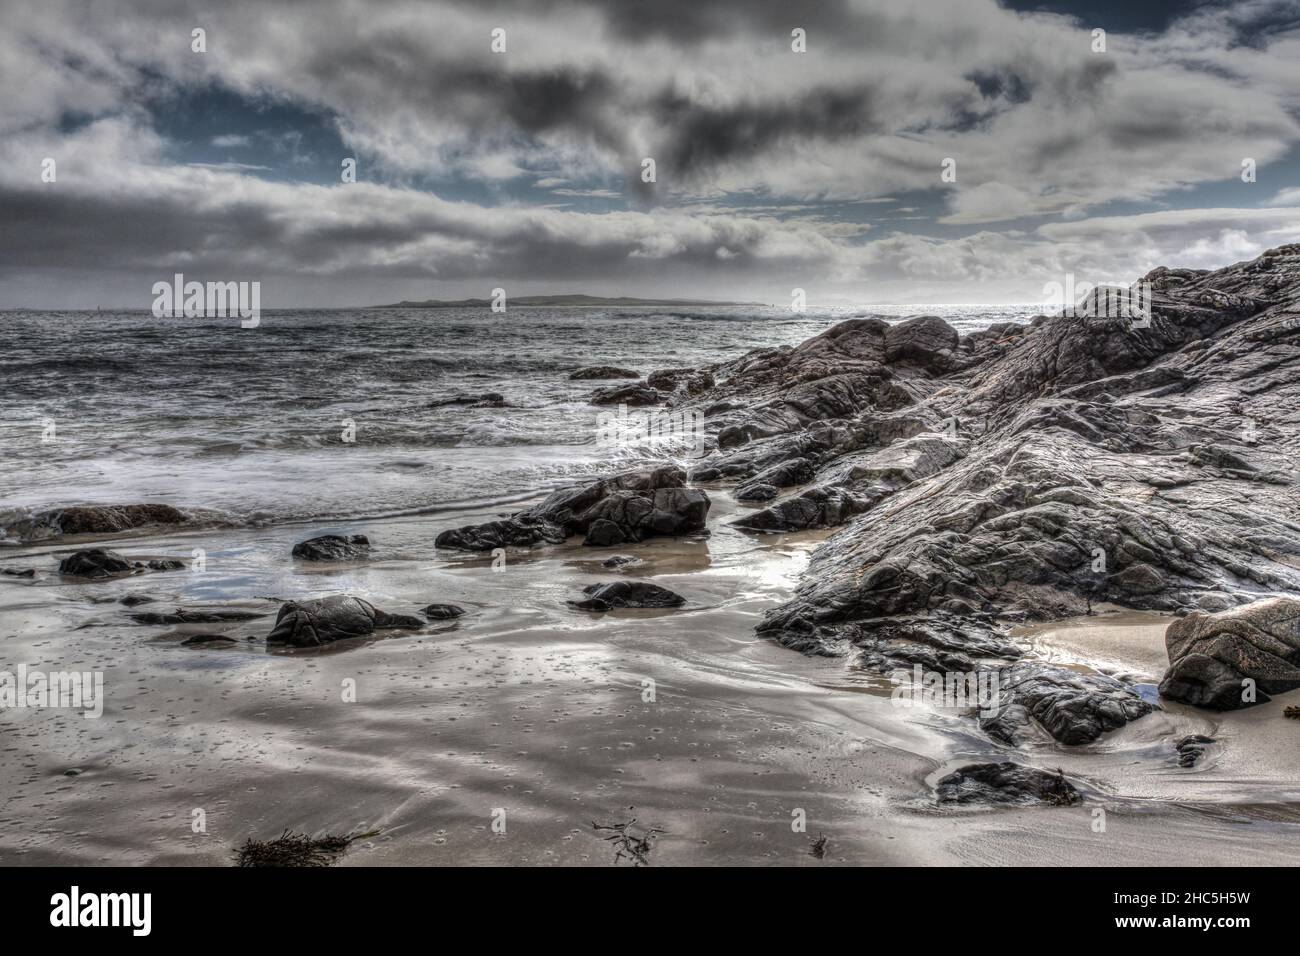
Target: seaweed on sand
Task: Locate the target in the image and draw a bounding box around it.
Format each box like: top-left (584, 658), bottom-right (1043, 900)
top-left (809, 833), bottom-right (829, 859)
top-left (591, 818), bottom-right (664, 866)
top-left (234, 828), bottom-right (379, 867)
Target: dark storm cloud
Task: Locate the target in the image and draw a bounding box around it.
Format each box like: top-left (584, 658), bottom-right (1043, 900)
top-left (2, 0), bottom-right (1299, 306)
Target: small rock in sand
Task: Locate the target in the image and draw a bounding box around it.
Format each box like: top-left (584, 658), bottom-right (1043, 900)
top-left (292, 534), bottom-right (372, 561)
top-left (422, 603), bottom-right (466, 620)
top-left (266, 595), bottom-right (424, 647)
top-left (568, 581), bottom-right (686, 611)
top-left (936, 762), bottom-right (1080, 806)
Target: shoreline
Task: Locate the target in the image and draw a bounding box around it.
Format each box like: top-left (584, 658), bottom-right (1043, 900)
top-left (3, 490), bottom-right (1300, 866)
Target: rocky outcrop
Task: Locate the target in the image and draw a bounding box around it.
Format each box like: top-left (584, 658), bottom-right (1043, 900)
top-left (650, 244), bottom-right (1300, 749)
top-left (436, 466), bottom-right (709, 551)
top-left (568, 581), bottom-right (686, 611)
top-left (292, 534), bottom-right (372, 561)
top-left (266, 595), bottom-right (424, 647)
top-left (1159, 598), bottom-right (1300, 709)
top-left (58, 549), bottom-right (185, 578)
top-left (935, 763), bottom-right (1081, 806)
top-left (569, 366), bottom-right (640, 380)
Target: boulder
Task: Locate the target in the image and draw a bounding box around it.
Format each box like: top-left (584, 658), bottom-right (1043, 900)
top-left (36, 504), bottom-right (188, 536)
top-left (979, 662), bottom-right (1155, 746)
top-left (1159, 598), bottom-right (1300, 709)
top-left (568, 581), bottom-right (686, 611)
top-left (436, 466), bottom-right (709, 552)
top-left (292, 534), bottom-right (372, 561)
top-left (884, 315), bottom-right (960, 373)
top-left (266, 596), bottom-right (424, 647)
top-left (935, 762), bottom-right (1081, 806)
top-left (58, 549), bottom-right (185, 578)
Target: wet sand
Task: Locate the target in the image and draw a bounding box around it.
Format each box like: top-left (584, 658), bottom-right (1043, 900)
top-left (3, 491), bottom-right (1300, 866)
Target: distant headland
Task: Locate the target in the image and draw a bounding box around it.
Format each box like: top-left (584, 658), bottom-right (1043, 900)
top-left (375, 294), bottom-right (761, 308)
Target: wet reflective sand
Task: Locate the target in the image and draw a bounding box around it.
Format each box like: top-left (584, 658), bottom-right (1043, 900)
top-left (3, 492), bottom-right (1299, 866)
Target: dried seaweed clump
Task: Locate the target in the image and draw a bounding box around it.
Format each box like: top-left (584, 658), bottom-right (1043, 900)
top-left (235, 828), bottom-right (377, 867)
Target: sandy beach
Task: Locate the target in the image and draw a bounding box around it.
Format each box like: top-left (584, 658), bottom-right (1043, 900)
top-left (4, 486), bottom-right (1299, 867)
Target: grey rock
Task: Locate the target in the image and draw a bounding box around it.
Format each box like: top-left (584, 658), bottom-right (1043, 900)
top-left (568, 581), bottom-right (686, 610)
top-left (292, 534), bottom-right (372, 561)
top-left (266, 595), bottom-right (424, 647)
top-left (1159, 597), bottom-right (1300, 709)
top-left (936, 762), bottom-right (1081, 806)
top-left (421, 603), bottom-right (466, 620)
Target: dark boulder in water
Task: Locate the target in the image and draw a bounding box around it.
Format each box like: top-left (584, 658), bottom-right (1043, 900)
top-left (436, 466), bottom-right (709, 552)
top-left (422, 603), bottom-right (466, 620)
top-left (589, 383), bottom-right (666, 406)
top-left (569, 366), bottom-right (640, 380)
top-left (266, 595), bottom-right (424, 647)
top-left (292, 534), bottom-right (372, 561)
top-left (58, 549), bottom-right (185, 578)
top-left (36, 504), bottom-right (188, 536)
top-left (1159, 598), bottom-right (1300, 710)
top-left (936, 763), bottom-right (1080, 806)
top-left (568, 581), bottom-right (686, 611)
top-left (2, 568), bottom-right (36, 578)
top-left (59, 549), bottom-right (134, 578)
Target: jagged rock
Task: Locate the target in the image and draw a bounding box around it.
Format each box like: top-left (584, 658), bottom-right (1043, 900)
top-left (266, 595), bottom-right (424, 647)
top-left (421, 603), bottom-right (465, 620)
top-left (436, 466), bottom-right (709, 551)
top-left (936, 762), bottom-right (1081, 806)
top-left (733, 486), bottom-right (872, 532)
top-left (589, 383), bottom-right (665, 406)
top-left (884, 315), bottom-right (960, 373)
top-left (568, 581), bottom-right (686, 611)
top-left (979, 662), bottom-right (1156, 745)
top-left (569, 366), bottom-right (640, 380)
top-left (1159, 597), bottom-right (1300, 709)
top-left (58, 549), bottom-right (185, 578)
top-left (646, 367), bottom-right (715, 395)
top-left (291, 534), bottom-right (372, 561)
top-left (734, 482), bottom-right (778, 502)
top-left (435, 514), bottom-right (569, 551)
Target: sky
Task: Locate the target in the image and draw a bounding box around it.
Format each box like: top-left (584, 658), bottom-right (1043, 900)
top-left (2, 0), bottom-right (1299, 308)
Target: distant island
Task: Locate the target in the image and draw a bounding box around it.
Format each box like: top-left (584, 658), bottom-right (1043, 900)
top-left (376, 294), bottom-right (761, 308)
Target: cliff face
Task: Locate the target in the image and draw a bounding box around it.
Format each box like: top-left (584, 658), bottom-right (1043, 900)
top-left (680, 245), bottom-right (1300, 743)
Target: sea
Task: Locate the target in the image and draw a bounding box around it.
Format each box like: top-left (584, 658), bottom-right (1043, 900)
top-left (0, 304), bottom-right (1040, 541)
